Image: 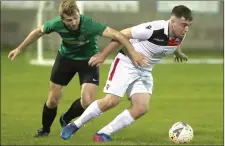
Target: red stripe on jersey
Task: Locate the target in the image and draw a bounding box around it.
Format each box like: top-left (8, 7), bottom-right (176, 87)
top-left (109, 58), bottom-right (120, 81)
top-left (168, 37), bottom-right (182, 46)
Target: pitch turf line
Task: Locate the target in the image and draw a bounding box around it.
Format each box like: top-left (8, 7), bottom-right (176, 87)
top-left (104, 58), bottom-right (223, 64)
top-left (29, 58), bottom-right (223, 66)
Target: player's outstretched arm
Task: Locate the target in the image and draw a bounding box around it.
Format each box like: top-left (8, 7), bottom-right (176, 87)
top-left (89, 27), bottom-right (149, 67)
top-left (8, 25), bottom-right (45, 61)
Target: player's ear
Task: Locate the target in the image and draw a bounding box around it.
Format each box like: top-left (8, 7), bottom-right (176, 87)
top-left (170, 16), bottom-right (175, 24)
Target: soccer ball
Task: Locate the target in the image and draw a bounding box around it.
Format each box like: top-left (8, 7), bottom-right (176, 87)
top-left (169, 122), bottom-right (194, 144)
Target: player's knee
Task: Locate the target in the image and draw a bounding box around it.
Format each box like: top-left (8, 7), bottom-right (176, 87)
top-left (131, 105), bottom-right (149, 119)
top-left (81, 94), bottom-right (95, 109)
top-left (50, 82), bottom-right (63, 91)
top-left (47, 98), bottom-right (59, 108)
top-left (48, 91), bottom-right (62, 107)
top-left (105, 94), bottom-right (120, 107)
top-left (137, 106), bottom-right (149, 115)
top-left (81, 83), bottom-right (97, 108)
top-left (47, 82), bottom-right (63, 108)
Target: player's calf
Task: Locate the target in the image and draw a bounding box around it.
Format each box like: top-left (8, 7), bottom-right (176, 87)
top-left (95, 109), bottom-right (135, 137)
top-left (80, 94), bottom-right (95, 109)
top-left (80, 83), bottom-right (97, 108)
top-left (60, 98), bottom-right (85, 127)
top-left (47, 82), bottom-right (63, 108)
top-left (98, 94), bottom-right (121, 112)
top-left (129, 93), bottom-right (150, 120)
top-left (35, 82), bottom-right (63, 137)
top-left (128, 105), bottom-right (149, 120)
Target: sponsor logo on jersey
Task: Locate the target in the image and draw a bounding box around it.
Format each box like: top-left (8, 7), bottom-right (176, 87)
top-left (146, 25), bottom-right (152, 29)
top-left (78, 35), bottom-right (86, 41)
top-left (168, 37), bottom-right (182, 46)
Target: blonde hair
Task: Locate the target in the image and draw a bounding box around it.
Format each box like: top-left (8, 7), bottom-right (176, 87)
top-left (59, 0), bottom-right (79, 18)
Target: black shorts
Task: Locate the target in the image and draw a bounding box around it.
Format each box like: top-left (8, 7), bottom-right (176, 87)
top-left (50, 52), bottom-right (99, 86)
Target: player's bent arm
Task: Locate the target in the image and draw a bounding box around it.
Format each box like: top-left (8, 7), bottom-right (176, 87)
top-left (100, 23), bottom-right (154, 57)
top-left (101, 27), bottom-right (136, 57)
top-left (16, 25), bottom-right (45, 51)
top-left (120, 27), bottom-right (133, 38)
top-left (107, 28), bottom-right (133, 51)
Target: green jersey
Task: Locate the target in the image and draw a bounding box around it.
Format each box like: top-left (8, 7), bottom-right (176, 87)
top-left (43, 15), bottom-right (107, 60)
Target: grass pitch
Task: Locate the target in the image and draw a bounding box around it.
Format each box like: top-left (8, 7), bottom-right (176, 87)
top-left (1, 51), bottom-right (223, 145)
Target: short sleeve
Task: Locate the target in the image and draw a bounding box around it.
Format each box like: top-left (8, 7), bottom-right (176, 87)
top-left (131, 22), bottom-right (154, 40)
top-left (83, 16), bottom-right (107, 36)
top-left (43, 18), bottom-right (58, 34)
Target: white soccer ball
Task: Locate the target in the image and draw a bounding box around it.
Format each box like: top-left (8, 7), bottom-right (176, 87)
top-left (169, 122), bottom-right (194, 144)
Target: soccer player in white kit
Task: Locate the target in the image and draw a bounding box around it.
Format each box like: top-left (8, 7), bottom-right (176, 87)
top-left (60, 5), bottom-right (192, 141)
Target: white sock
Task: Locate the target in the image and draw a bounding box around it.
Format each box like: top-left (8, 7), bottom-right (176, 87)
top-left (97, 109), bottom-right (135, 136)
top-left (74, 100), bottom-right (102, 128)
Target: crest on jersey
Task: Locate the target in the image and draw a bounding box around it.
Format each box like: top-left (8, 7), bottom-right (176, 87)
top-left (168, 37), bottom-right (182, 46)
top-left (146, 25), bottom-right (152, 29)
top-left (175, 38), bottom-right (180, 43)
top-left (78, 35), bottom-right (86, 41)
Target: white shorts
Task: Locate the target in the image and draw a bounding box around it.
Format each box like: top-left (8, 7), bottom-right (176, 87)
top-left (103, 55), bottom-right (154, 98)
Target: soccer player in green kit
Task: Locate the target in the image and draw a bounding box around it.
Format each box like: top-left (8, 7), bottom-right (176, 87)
top-left (8, 0), bottom-right (148, 137)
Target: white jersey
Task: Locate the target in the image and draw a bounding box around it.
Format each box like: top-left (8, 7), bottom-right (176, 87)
top-left (118, 20), bottom-right (185, 71)
top-left (103, 20), bottom-right (186, 97)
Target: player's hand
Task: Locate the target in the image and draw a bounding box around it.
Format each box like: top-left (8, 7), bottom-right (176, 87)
top-left (130, 51), bottom-right (149, 67)
top-left (8, 48), bottom-right (21, 61)
top-left (174, 52), bottom-right (188, 62)
top-left (88, 53), bottom-right (106, 67)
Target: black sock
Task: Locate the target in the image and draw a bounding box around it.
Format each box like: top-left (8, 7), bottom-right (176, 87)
top-left (63, 98), bottom-right (85, 123)
top-left (42, 102), bottom-right (57, 133)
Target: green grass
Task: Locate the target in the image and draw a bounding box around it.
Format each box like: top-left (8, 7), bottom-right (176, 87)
top-left (1, 52), bottom-right (223, 145)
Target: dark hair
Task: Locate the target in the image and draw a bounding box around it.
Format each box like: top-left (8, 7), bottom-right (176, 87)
top-left (171, 5), bottom-right (193, 21)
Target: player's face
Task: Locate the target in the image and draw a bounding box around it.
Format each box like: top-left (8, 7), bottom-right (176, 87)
top-left (62, 11), bottom-right (80, 30)
top-left (171, 16), bottom-right (192, 39)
